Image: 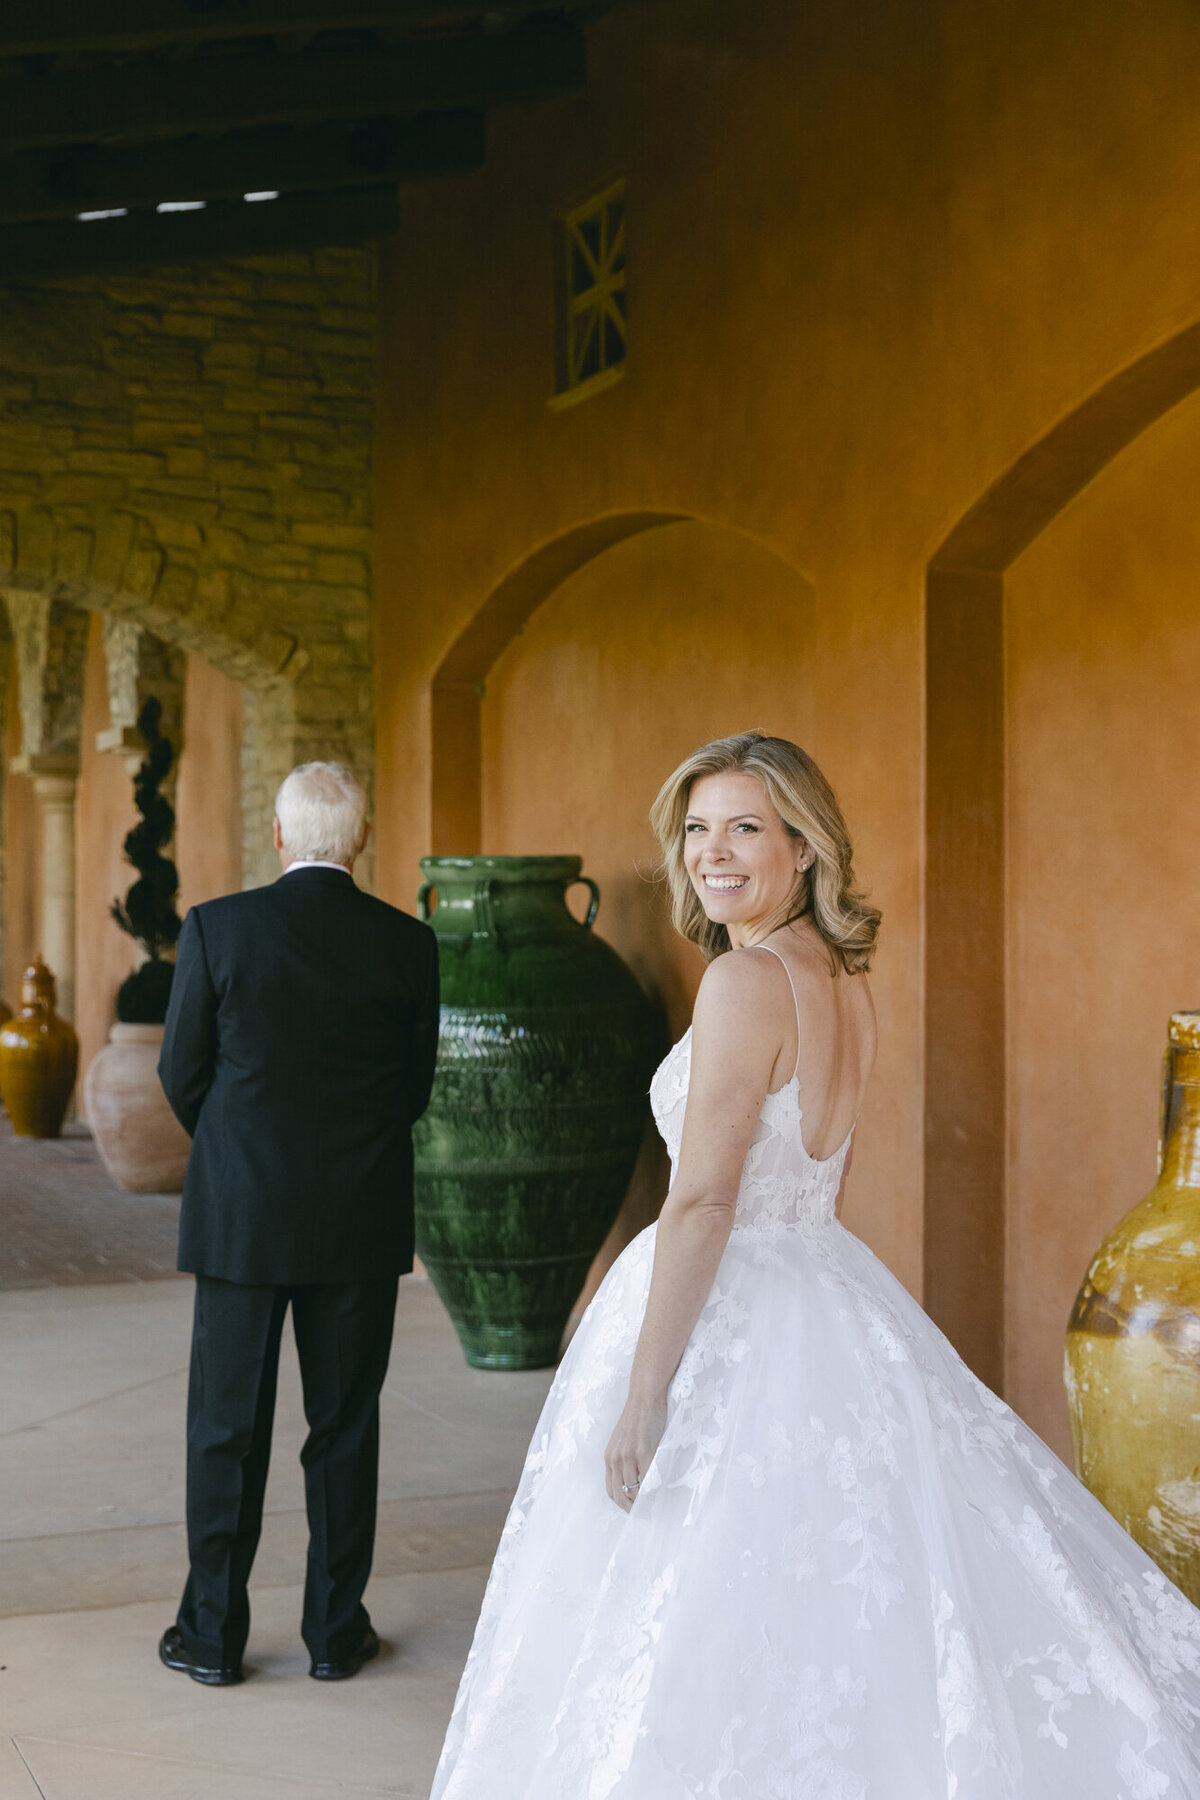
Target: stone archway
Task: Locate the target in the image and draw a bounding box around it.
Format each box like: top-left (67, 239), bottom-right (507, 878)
top-left (924, 318), bottom-right (1200, 1390)
top-left (0, 526), bottom-right (347, 890)
top-left (0, 252), bottom-right (380, 894)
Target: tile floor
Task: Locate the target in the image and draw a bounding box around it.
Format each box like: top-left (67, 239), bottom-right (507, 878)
top-left (0, 1123), bottom-right (554, 1799)
top-left (0, 1118), bottom-right (179, 1290)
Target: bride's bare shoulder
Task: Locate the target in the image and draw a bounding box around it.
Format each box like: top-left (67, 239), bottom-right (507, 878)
top-left (689, 950), bottom-right (791, 1097)
top-left (694, 946), bottom-right (789, 1010)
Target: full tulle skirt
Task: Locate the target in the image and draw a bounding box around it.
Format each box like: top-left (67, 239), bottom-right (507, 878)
top-left (431, 1217), bottom-right (1200, 1800)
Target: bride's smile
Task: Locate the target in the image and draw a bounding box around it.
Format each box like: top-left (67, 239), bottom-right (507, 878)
top-left (684, 769), bottom-right (811, 946)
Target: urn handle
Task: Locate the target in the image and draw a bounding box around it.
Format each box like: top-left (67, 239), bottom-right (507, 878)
top-left (416, 877), bottom-right (503, 944)
top-left (473, 877), bottom-right (501, 944)
top-left (569, 876), bottom-right (601, 929)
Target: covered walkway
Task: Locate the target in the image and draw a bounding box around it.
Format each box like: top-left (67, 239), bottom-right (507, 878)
top-left (0, 1124), bottom-right (551, 1799)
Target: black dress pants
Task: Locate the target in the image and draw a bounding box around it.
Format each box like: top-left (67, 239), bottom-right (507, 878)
top-left (175, 1274), bottom-right (399, 1667)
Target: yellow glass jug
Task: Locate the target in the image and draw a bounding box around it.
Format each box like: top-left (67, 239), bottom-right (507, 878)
top-left (1065, 1010), bottom-right (1200, 1604)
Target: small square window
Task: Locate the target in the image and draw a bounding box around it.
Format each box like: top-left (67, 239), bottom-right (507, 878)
top-left (550, 179), bottom-right (626, 410)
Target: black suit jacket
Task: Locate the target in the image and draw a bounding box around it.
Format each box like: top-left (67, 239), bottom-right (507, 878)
top-left (159, 867), bottom-right (439, 1285)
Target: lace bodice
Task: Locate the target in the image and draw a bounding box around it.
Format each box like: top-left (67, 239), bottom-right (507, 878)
top-left (649, 1024), bottom-right (851, 1240)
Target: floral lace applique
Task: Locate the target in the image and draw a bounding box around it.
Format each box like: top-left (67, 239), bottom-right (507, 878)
top-left (549, 1563), bottom-right (678, 1800)
top-left (932, 1584), bottom-right (1004, 1797)
top-left (676, 1648), bottom-right (870, 1800)
top-left (925, 1369), bottom-right (1059, 1496)
top-left (825, 1402), bottom-right (906, 1626)
top-left (648, 1031), bottom-right (690, 1163)
top-left (807, 1232), bottom-right (915, 1365)
top-left (1115, 1566), bottom-right (1200, 1698)
top-left (653, 1028), bottom-right (848, 1241)
top-left (992, 1503), bottom-right (1172, 1776)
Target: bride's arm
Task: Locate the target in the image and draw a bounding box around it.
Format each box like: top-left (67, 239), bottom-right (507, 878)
top-left (604, 949), bottom-right (786, 1512)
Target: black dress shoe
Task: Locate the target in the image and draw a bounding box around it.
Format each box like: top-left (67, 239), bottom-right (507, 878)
top-left (159, 1626), bottom-right (243, 1687)
top-left (309, 1625), bottom-right (380, 1681)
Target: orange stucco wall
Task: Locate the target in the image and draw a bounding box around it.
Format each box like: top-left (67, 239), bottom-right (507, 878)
top-left (482, 523), bottom-right (815, 1036)
top-left (1006, 384), bottom-right (1200, 1447)
top-left (374, 0), bottom-right (1200, 1457)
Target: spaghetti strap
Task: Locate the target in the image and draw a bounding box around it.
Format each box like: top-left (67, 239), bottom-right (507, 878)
top-left (751, 942), bottom-right (801, 1083)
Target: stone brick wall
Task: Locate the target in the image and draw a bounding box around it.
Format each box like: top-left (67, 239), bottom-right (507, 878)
top-left (0, 247), bottom-right (376, 887)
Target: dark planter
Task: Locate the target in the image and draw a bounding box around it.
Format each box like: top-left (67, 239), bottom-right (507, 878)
top-left (414, 855), bottom-right (655, 1369)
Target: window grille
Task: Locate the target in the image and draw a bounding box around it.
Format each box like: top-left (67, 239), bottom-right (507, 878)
top-left (551, 179), bottom-right (626, 409)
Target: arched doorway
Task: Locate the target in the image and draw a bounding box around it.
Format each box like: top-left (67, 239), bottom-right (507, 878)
top-left (925, 319), bottom-right (1200, 1437)
top-left (431, 512), bottom-right (689, 855)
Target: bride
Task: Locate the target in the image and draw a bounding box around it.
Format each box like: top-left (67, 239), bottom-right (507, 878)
top-left (430, 731), bottom-right (1200, 1799)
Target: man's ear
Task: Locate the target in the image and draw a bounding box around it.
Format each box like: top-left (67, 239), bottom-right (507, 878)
top-left (359, 820), bottom-right (372, 854)
top-left (273, 817), bottom-right (283, 851)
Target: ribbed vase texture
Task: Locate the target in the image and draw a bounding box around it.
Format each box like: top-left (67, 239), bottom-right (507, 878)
top-left (414, 856), bottom-right (655, 1369)
top-left (1065, 1010), bottom-right (1200, 1605)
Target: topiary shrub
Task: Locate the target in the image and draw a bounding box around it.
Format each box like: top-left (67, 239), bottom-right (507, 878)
top-left (111, 697), bottom-right (183, 1025)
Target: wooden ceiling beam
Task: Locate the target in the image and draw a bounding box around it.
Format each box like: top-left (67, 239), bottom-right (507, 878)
top-left (0, 14), bottom-right (584, 153)
top-left (0, 184), bottom-right (400, 278)
top-left (0, 112), bottom-right (485, 225)
top-left (0, 2), bottom-right (571, 58)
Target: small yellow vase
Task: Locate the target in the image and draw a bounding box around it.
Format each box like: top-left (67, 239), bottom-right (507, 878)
top-left (0, 959), bottom-right (79, 1138)
top-left (1065, 1010), bottom-right (1200, 1604)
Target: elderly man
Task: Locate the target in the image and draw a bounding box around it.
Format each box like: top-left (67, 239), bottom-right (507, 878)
top-left (157, 761), bottom-right (439, 1686)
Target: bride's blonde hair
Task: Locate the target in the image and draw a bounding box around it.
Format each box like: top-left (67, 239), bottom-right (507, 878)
top-left (649, 731), bottom-right (880, 972)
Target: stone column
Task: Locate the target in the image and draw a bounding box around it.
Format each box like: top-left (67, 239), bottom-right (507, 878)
top-left (10, 754), bottom-right (79, 1022)
top-left (34, 773), bottom-right (78, 1023)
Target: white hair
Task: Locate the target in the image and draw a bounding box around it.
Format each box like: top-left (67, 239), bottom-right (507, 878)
top-left (274, 762), bottom-right (367, 865)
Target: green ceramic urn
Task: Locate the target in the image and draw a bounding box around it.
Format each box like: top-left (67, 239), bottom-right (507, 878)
top-left (414, 855), bottom-right (655, 1369)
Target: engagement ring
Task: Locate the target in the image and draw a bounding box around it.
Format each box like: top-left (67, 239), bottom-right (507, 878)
top-left (621, 1481), bottom-right (641, 1495)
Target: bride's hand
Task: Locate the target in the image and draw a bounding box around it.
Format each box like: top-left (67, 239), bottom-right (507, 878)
top-left (605, 1394), bottom-right (667, 1512)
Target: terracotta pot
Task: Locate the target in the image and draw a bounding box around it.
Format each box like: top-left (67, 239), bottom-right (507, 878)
top-left (84, 1022), bottom-right (190, 1193)
top-left (1065, 1010), bottom-right (1200, 1604)
top-left (0, 959), bottom-right (79, 1138)
top-left (414, 855), bottom-right (655, 1369)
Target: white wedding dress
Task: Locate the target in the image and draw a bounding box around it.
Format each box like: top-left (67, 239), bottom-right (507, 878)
top-left (431, 986), bottom-right (1200, 1798)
